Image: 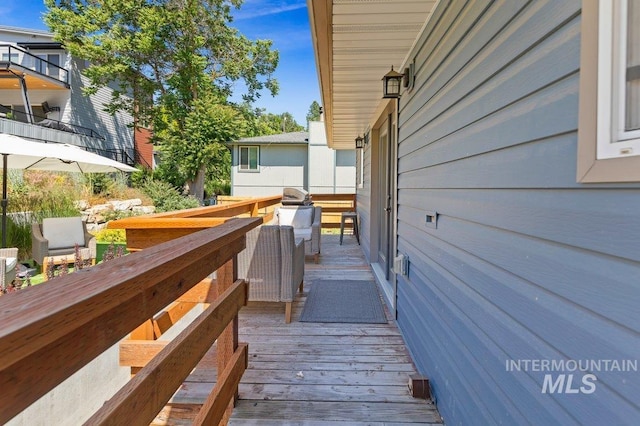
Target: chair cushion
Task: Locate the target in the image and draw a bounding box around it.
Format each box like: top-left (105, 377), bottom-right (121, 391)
top-left (4, 257), bottom-right (17, 272)
top-left (42, 217), bottom-right (86, 250)
top-left (293, 228), bottom-right (312, 241)
top-left (278, 207), bottom-right (313, 228)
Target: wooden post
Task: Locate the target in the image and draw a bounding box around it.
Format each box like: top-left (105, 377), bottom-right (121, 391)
top-left (250, 201), bottom-right (259, 217)
top-left (215, 256), bottom-right (238, 425)
top-left (130, 320), bottom-right (155, 340)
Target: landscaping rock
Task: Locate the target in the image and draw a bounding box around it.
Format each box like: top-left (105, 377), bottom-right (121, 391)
top-left (77, 199), bottom-right (155, 225)
top-left (109, 199), bottom-right (142, 211)
top-left (132, 205), bottom-right (155, 214)
top-left (74, 200), bottom-right (90, 210)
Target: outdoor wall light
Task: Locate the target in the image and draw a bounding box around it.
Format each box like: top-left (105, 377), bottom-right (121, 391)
top-left (382, 66), bottom-right (404, 98)
top-left (355, 135), bottom-right (364, 149)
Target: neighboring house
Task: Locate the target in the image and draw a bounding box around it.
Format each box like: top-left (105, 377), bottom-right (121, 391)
top-left (309, 1), bottom-right (639, 425)
top-left (0, 25), bottom-right (153, 168)
top-left (228, 120), bottom-right (355, 196)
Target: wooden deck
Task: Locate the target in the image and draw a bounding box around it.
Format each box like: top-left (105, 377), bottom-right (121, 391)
top-left (154, 234), bottom-right (442, 425)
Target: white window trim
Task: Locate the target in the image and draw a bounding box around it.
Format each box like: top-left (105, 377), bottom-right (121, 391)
top-left (577, 0), bottom-right (640, 182)
top-left (239, 145), bottom-right (259, 172)
top-left (596, 0), bottom-right (640, 159)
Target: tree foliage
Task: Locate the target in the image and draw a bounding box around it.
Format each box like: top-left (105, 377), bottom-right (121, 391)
top-left (306, 100), bottom-right (322, 125)
top-left (249, 109), bottom-right (304, 135)
top-left (44, 0), bottom-right (279, 120)
top-left (44, 0), bottom-right (279, 200)
top-left (155, 91), bottom-right (242, 194)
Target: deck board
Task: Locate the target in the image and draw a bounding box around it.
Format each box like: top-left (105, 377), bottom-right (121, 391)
top-left (153, 235), bottom-right (442, 425)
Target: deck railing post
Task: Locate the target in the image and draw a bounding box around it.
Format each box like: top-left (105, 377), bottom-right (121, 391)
top-left (130, 320), bottom-right (155, 341)
top-left (215, 255), bottom-right (239, 425)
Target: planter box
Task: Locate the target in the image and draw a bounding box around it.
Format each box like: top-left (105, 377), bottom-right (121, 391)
top-left (96, 242), bottom-right (129, 263)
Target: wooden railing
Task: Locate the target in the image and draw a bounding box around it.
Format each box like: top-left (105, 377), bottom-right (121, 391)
top-left (0, 217), bottom-right (261, 425)
top-left (110, 194), bottom-right (357, 250)
top-left (110, 195), bottom-right (282, 251)
top-left (307, 193), bottom-right (357, 228)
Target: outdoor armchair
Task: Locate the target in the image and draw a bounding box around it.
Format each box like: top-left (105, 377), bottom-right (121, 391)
top-left (31, 217), bottom-right (96, 267)
top-left (276, 205), bottom-right (322, 263)
top-left (237, 225), bottom-right (305, 323)
top-left (0, 247), bottom-right (18, 290)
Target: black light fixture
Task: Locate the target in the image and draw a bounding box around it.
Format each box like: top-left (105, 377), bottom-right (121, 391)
top-left (382, 66), bottom-right (404, 98)
top-left (355, 135), bottom-right (364, 149)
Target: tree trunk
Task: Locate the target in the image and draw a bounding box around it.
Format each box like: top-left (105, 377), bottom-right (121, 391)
top-left (188, 165), bottom-right (206, 202)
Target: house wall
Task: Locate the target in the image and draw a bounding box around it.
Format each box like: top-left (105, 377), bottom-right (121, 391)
top-left (384, 1), bottom-right (640, 424)
top-left (0, 89), bottom-right (69, 118)
top-left (0, 28), bottom-right (57, 44)
top-left (230, 144), bottom-right (307, 196)
top-left (134, 127), bottom-right (154, 168)
top-left (308, 121), bottom-right (356, 193)
top-left (7, 343), bottom-right (129, 426)
top-left (0, 29), bottom-right (134, 158)
top-left (66, 60), bottom-right (134, 155)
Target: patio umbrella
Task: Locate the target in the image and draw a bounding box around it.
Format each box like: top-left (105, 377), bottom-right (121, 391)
top-left (0, 133), bottom-right (138, 247)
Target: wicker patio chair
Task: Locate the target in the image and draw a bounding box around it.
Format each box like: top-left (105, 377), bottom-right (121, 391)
top-left (276, 205), bottom-right (322, 263)
top-left (237, 225), bottom-right (305, 323)
top-left (31, 217), bottom-right (96, 267)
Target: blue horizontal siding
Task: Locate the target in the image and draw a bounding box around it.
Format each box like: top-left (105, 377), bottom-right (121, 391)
top-left (394, 0), bottom-right (640, 424)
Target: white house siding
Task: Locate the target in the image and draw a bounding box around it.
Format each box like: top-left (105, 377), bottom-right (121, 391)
top-left (388, 1), bottom-right (640, 425)
top-left (231, 144), bottom-right (307, 196)
top-left (308, 121), bottom-right (356, 194)
top-left (334, 150), bottom-right (356, 193)
top-left (0, 28), bottom-right (55, 44)
top-left (307, 139), bottom-right (335, 193)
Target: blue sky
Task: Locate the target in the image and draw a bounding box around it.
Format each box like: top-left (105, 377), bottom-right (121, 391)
top-left (0, 0), bottom-right (320, 126)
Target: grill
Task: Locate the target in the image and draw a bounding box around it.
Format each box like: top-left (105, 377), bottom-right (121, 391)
top-left (281, 187), bottom-right (313, 205)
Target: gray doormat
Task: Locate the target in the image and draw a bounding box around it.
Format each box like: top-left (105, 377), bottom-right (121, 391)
top-left (299, 280), bottom-right (387, 324)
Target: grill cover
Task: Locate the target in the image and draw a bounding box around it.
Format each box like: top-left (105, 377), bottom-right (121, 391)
top-left (281, 187), bottom-right (313, 205)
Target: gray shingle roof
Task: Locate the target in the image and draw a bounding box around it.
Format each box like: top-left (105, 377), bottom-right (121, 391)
top-left (232, 131), bottom-right (309, 144)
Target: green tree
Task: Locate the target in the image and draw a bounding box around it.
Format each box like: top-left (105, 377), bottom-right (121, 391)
top-left (155, 92), bottom-right (243, 197)
top-left (44, 0), bottom-right (279, 200)
top-left (306, 100), bottom-right (322, 126)
top-left (243, 109), bottom-right (304, 136)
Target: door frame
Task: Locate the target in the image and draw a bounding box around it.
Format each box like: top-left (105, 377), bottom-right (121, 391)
top-left (369, 100), bottom-right (398, 315)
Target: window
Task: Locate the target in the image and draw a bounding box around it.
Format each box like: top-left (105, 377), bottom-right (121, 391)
top-left (47, 54), bottom-right (60, 79)
top-left (578, 0), bottom-right (640, 182)
top-left (35, 54), bottom-right (60, 77)
top-left (239, 146), bottom-right (259, 171)
top-left (1, 53), bottom-right (19, 63)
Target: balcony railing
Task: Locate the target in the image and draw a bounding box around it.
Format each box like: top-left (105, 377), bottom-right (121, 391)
top-left (0, 108), bottom-right (105, 140)
top-left (0, 44), bottom-right (69, 86)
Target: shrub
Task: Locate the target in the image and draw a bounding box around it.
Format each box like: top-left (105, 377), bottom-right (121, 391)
top-left (141, 180), bottom-right (200, 213)
top-left (92, 228), bottom-right (126, 243)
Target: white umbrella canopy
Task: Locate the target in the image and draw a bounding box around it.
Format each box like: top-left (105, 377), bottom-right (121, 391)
top-left (0, 133), bottom-right (138, 247)
top-left (0, 134), bottom-right (138, 173)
